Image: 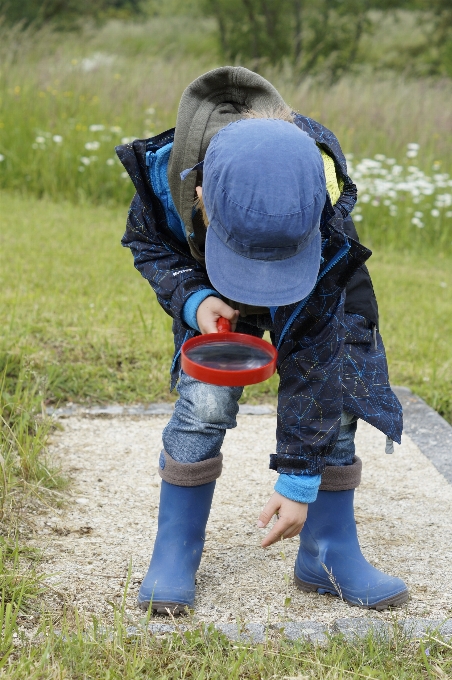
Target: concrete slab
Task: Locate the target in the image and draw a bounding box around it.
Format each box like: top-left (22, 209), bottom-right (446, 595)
top-left (38, 395), bottom-right (452, 641)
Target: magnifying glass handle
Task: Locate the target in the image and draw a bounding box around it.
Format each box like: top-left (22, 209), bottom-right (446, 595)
top-left (217, 317), bottom-right (231, 333)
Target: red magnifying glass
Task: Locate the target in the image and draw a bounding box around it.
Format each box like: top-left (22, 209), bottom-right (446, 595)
top-left (181, 317), bottom-right (278, 387)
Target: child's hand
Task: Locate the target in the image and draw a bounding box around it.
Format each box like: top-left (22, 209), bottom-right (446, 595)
top-left (197, 296), bottom-right (240, 334)
top-left (257, 492), bottom-right (308, 548)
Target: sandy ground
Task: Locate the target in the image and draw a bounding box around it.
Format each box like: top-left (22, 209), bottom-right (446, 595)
top-left (32, 414), bottom-right (452, 628)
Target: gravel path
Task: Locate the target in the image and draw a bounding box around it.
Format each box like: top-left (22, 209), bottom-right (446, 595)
top-left (34, 411), bottom-right (452, 630)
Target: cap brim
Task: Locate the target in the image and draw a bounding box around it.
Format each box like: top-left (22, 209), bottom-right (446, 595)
top-left (205, 225), bottom-right (321, 307)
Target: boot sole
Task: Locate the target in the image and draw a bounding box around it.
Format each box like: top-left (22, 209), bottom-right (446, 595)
top-left (137, 599), bottom-right (189, 616)
top-left (294, 572), bottom-right (409, 611)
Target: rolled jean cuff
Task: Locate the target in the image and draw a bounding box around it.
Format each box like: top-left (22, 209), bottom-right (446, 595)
top-left (319, 456), bottom-right (362, 491)
top-left (158, 450), bottom-right (222, 487)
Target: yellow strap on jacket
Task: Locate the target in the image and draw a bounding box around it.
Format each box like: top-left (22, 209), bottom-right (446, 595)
top-left (319, 148), bottom-right (343, 206)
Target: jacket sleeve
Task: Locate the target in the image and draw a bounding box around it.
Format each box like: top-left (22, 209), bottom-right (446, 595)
top-left (122, 192), bottom-right (215, 324)
top-left (271, 294), bottom-right (345, 476)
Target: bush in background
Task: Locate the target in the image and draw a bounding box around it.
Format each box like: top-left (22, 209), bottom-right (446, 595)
top-left (1, 0), bottom-right (452, 77)
top-left (0, 0), bottom-right (144, 28)
top-left (201, 0), bottom-right (374, 79)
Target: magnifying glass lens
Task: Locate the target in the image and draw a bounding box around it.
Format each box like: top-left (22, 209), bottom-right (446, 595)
top-left (184, 341), bottom-right (272, 371)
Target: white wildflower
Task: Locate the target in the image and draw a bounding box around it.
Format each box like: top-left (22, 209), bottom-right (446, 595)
top-left (0, 154), bottom-right (4, 162)
top-left (80, 156), bottom-right (91, 166)
top-left (89, 124), bottom-right (105, 132)
top-left (436, 193), bottom-right (452, 207)
top-left (431, 209), bottom-right (440, 217)
top-left (375, 154), bottom-right (386, 161)
top-left (106, 158), bottom-right (115, 166)
top-left (53, 135), bottom-right (63, 143)
top-left (406, 150), bottom-right (418, 158)
top-left (121, 137), bottom-right (137, 145)
top-left (146, 107), bottom-right (155, 115)
top-left (446, 211), bottom-right (452, 218)
top-left (85, 141), bottom-right (100, 151)
top-left (121, 171), bottom-right (128, 179)
top-left (35, 136), bottom-right (45, 144)
top-left (110, 126), bottom-right (122, 133)
top-left (411, 217), bottom-right (424, 228)
top-left (80, 53), bottom-right (115, 72)
top-left (359, 158), bottom-right (382, 169)
top-left (78, 166), bottom-right (85, 172)
top-left (414, 211), bottom-right (423, 218)
top-left (354, 214), bottom-right (363, 222)
top-left (407, 143), bottom-right (420, 151)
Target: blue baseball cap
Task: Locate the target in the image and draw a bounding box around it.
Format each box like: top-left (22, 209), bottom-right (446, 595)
top-left (202, 118), bottom-right (326, 307)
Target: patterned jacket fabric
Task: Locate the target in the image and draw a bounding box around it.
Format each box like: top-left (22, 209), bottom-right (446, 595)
top-left (116, 115), bottom-right (403, 476)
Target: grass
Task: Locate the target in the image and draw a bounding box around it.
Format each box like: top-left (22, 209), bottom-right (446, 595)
top-left (0, 12), bottom-right (451, 675)
top-left (0, 17), bottom-right (451, 206)
top-left (1, 191), bottom-right (451, 421)
top-left (3, 606), bottom-right (452, 678)
top-left (372, 251), bottom-right (452, 422)
top-left (0, 356), bottom-right (66, 509)
top-left (0, 193), bottom-right (173, 404)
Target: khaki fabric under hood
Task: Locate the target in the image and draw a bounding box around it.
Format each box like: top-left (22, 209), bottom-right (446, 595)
top-left (167, 66), bottom-right (287, 252)
top-left (167, 66), bottom-right (287, 316)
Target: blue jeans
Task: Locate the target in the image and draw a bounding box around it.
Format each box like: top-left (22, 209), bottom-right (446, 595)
top-left (162, 372), bottom-right (357, 469)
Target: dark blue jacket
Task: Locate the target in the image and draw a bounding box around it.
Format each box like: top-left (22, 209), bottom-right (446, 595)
top-left (116, 115), bottom-right (402, 476)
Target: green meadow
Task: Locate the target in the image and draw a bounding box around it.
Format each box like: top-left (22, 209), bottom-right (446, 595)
top-left (0, 11), bottom-right (451, 677)
top-left (1, 192), bottom-right (452, 422)
top-left (1, 17), bottom-right (451, 419)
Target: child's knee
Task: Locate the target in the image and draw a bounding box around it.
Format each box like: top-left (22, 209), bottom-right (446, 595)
top-left (190, 382), bottom-right (241, 425)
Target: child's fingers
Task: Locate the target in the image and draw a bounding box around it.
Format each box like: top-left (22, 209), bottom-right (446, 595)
top-left (197, 297), bottom-right (239, 334)
top-left (258, 493), bottom-right (308, 547)
top-left (203, 316), bottom-right (221, 334)
top-left (257, 495), bottom-right (280, 528)
top-left (218, 304), bottom-right (239, 322)
top-left (216, 305), bottom-right (240, 331)
top-left (261, 518), bottom-right (304, 548)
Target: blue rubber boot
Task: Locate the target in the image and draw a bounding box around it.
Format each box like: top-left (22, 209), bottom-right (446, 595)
top-left (138, 479), bottom-right (215, 615)
top-left (294, 489), bottom-right (409, 610)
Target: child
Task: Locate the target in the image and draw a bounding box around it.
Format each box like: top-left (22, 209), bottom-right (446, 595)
top-left (117, 66), bottom-right (408, 615)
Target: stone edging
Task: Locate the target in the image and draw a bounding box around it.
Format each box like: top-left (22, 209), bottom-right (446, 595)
top-left (46, 402), bottom-right (275, 417)
top-left (123, 617), bottom-right (452, 644)
top-left (46, 391), bottom-right (452, 644)
top-left (393, 387), bottom-right (452, 484)
top-left (46, 387), bottom-right (452, 484)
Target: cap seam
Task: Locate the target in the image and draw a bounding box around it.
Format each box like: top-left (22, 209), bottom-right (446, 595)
top-left (209, 181), bottom-right (325, 219)
top-left (206, 224), bottom-right (320, 261)
top-left (209, 218), bottom-right (319, 256)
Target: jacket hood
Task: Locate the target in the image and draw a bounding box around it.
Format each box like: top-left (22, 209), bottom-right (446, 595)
top-left (167, 66), bottom-right (287, 240)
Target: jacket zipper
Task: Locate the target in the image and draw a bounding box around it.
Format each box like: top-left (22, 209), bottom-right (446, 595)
top-left (277, 241), bottom-right (351, 350)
